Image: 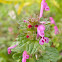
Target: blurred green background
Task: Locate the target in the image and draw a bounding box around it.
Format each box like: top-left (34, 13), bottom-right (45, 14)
top-left (0, 0), bottom-right (62, 62)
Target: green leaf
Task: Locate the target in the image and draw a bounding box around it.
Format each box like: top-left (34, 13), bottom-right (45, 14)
top-left (10, 42), bottom-right (20, 47)
top-left (26, 42), bottom-right (40, 54)
top-left (11, 41), bottom-right (30, 52)
top-left (26, 42), bottom-right (29, 52)
top-left (31, 42), bottom-right (39, 54)
top-left (36, 57), bottom-right (50, 62)
top-left (28, 42), bottom-right (34, 54)
top-left (12, 53), bottom-right (22, 60)
top-left (26, 58), bottom-right (35, 62)
top-left (17, 59), bottom-right (22, 62)
top-left (43, 47), bottom-right (59, 62)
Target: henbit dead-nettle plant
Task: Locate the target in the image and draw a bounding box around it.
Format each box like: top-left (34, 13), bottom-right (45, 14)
top-left (8, 0), bottom-right (59, 62)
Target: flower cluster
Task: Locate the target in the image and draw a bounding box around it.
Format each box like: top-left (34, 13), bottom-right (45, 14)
top-left (37, 25), bottom-right (49, 45)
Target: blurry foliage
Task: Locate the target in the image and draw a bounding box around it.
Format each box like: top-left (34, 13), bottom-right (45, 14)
top-left (0, 3), bottom-right (18, 62)
top-left (0, 0), bottom-right (62, 62)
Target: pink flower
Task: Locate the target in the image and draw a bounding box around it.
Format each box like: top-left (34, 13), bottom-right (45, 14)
top-left (54, 26), bottom-right (59, 34)
top-left (45, 5), bottom-right (50, 11)
top-left (40, 2), bottom-right (44, 18)
top-left (8, 27), bottom-right (13, 32)
top-left (28, 25), bottom-right (32, 28)
top-left (38, 25), bottom-right (45, 31)
top-left (49, 17), bottom-right (59, 35)
top-left (8, 45), bottom-right (17, 54)
top-left (43, 0), bottom-right (46, 2)
top-left (39, 38), bottom-right (45, 45)
top-left (40, 0), bottom-right (49, 18)
top-left (22, 51), bottom-right (29, 62)
top-left (37, 25), bottom-right (45, 37)
top-left (44, 37), bottom-right (49, 43)
top-left (23, 51), bottom-right (29, 59)
top-left (8, 49), bottom-right (12, 54)
top-left (39, 37), bottom-right (49, 45)
top-left (24, 20), bottom-right (26, 22)
top-left (49, 17), bottom-right (56, 25)
top-left (26, 35), bottom-right (29, 38)
top-left (22, 58), bottom-right (26, 62)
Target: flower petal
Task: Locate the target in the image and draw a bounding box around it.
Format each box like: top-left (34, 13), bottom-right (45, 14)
top-left (38, 25), bottom-right (45, 31)
top-left (22, 58), bottom-right (26, 62)
top-left (8, 49), bottom-right (11, 54)
top-left (40, 3), bottom-right (44, 18)
top-left (23, 51), bottom-right (27, 58)
top-left (8, 45), bottom-right (17, 54)
top-left (49, 17), bottom-right (56, 25)
top-left (45, 5), bottom-right (50, 11)
top-left (44, 37), bottom-right (49, 43)
top-left (37, 29), bottom-right (44, 37)
top-left (39, 38), bottom-right (44, 45)
top-left (54, 26), bottom-right (59, 34)
top-left (37, 25), bottom-right (45, 37)
top-left (25, 55), bottom-right (29, 59)
top-left (8, 45), bottom-right (17, 49)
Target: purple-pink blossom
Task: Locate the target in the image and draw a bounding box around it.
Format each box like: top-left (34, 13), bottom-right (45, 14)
top-left (22, 58), bottom-right (26, 62)
top-left (49, 17), bottom-right (59, 35)
top-left (8, 49), bottom-right (12, 54)
top-left (43, 0), bottom-right (46, 2)
top-left (39, 37), bottom-right (49, 45)
top-left (44, 37), bottom-right (49, 43)
top-left (54, 26), bottom-right (59, 35)
top-left (49, 17), bottom-right (56, 25)
top-left (23, 51), bottom-right (29, 59)
top-left (45, 5), bottom-right (50, 11)
top-left (22, 51), bottom-right (29, 62)
top-left (37, 24), bottom-right (45, 37)
top-left (8, 45), bottom-right (17, 54)
top-left (39, 38), bottom-right (44, 45)
top-left (24, 20), bottom-right (26, 22)
top-left (40, 0), bottom-right (49, 18)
